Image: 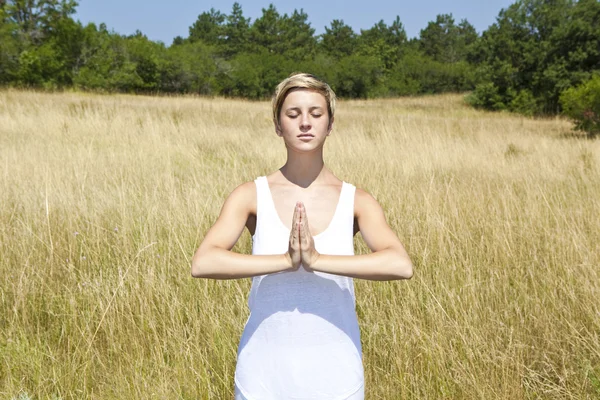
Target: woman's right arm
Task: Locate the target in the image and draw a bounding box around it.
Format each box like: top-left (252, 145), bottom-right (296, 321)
top-left (191, 181), bottom-right (293, 279)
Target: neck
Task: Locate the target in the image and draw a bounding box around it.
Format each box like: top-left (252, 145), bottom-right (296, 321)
top-left (280, 147), bottom-right (326, 188)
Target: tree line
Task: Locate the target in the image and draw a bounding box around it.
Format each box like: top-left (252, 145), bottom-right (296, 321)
top-left (0, 0), bottom-right (598, 134)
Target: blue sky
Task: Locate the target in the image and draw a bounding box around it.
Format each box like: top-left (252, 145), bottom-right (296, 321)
top-left (75, 0), bottom-right (515, 46)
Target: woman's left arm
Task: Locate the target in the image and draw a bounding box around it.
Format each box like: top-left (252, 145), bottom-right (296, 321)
top-left (303, 188), bottom-right (413, 281)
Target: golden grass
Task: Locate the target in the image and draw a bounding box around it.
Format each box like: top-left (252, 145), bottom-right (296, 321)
top-left (1, 89), bottom-right (599, 399)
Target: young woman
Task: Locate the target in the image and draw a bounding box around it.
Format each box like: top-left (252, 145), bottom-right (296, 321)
top-left (191, 73), bottom-right (413, 400)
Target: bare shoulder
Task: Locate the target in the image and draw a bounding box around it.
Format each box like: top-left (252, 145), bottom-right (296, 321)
top-left (210, 180), bottom-right (257, 226)
top-left (350, 187), bottom-right (380, 236)
top-left (226, 180), bottom-right (257, 216)
top-left (231, 181), bottom-right (257, 235)
top-left (353, 187), bottom-right (382, 217)
top-left (197, 180), bottom-right (257, 252)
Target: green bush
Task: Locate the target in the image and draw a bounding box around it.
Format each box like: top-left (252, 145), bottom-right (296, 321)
top-left (509, 89), bottom-right (538, 116)
top-left (466, 82), bottom-right (506, 111)
top-left (330, 54), bottom-right (385, 98)
top-left (560, 75), bottom-right (600, 138)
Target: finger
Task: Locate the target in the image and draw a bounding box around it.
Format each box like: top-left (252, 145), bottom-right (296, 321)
top-left (295, 205), bottom-right (302, 241)
top-left (300, 203), bottom-right (311, 235)
top-left (291, 202), bottom-right (298, 226)
top-left (298, 204), bottom-right (309, 245)
top-left (290, 207), bottom-right (298, 238)
top-left (290, 203), bottom-right (299, 241)
top-left (295, 203), bottom-right (302, 241)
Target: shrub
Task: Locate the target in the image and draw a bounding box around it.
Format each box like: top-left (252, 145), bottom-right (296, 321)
top-left (560, 75), bottom-right (600, 138)
top-left (466, 82), bottom-right (506, 111)
top-left (509, 89), bottom-right (538, 116)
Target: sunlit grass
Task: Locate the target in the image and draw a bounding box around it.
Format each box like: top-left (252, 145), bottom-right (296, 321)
top-left (1, 89), bottom-right (599, 399)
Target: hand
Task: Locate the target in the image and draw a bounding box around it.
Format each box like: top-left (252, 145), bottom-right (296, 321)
top-left (285, 202), bottom-right (320, 272)
top-left (285, 202), bottom-right (302, 271)
top-left (297, 202), bottom-right (320, 270)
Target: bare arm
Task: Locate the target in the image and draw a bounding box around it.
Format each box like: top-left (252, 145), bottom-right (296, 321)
top-left (191, 182), bottom-right (294, 279)
top-left (304, 189), bottom-right (413, 281)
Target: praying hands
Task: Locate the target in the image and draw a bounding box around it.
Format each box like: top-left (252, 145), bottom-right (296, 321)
top-left (285, 202), bottom-right (320, 271)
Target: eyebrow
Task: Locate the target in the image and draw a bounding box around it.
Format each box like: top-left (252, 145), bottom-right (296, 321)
top-left (285, 106), bottom-right (324, 112)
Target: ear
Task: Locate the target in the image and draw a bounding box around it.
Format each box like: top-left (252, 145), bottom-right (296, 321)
top-left (274, 119), bottom-right (282, 137)
top-left (326, 116), bottom-right (334, 136)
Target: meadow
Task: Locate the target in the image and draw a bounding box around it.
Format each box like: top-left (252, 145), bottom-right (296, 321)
top-left (0, 89), bottom-right (599, 399)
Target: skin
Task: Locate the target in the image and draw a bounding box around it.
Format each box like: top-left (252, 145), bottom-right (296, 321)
top-left (191, 88), bottom-right (413, 281)
top-left (286, 202), bottom-right (320, 272)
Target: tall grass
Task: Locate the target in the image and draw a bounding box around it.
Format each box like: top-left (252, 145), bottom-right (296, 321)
top-left (1, 89), bottom-right (599, 399)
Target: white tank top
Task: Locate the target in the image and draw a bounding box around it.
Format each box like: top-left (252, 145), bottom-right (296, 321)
top-left (234, 176), bottom-right (364, 400)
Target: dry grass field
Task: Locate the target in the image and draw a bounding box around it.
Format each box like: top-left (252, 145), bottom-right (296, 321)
top-left (1, 89), bottom-right (599, 399)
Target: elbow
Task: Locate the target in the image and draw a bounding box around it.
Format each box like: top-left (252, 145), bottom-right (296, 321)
top-left (191, 258), bottom-right (202, 278)
top-left (393, 251), bottom-right (413, 280)
top-left (402, 261), bottom-right (414, 280)
top-left (191, 245), bottom-right (228, 279)
top-left (191, 249), bottom-right (210, 278)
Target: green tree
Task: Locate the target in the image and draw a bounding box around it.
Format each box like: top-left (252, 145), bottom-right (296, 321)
top-left (467, 0), bottom-right (596, 115)
top-left (159, 40), bottom-right (219, 94)
top-left (222, 49), bottom-right (291, 98)
top-left (0, 5), bottom-right (20, 83)
top-left (248, 4), bottom-right (280, 53)
top-left (420, 14), bottom-right (477, 63)
top-left (73, 24), bottom-right (137, 91)
top-left (188, 8), bottom-right (224, 45)
top-left (331, 54), bottom-right (385, 98)
top-left (2, 0), bottom-right (82, 87)
top-left (45, 12), bottom-right (85, 85)
top-left (560, 74), bottom-right (600, 137)
top-left (222, 2), bottom-right (250, 57)
top-left (171, 35), bottom-right (185, 46)
top-left (545, 0), bottom-right (600, 95)
top-left (387, 47), bottom-right (477, 96)
top-left (123, 30), bottom-right (165, 92)
top-left (319, 19), bottom-right (356, 59)
top-left (73, 24), bottom-right (163, 93)
top-left (357, 17), bottom-right (407, 70)
top-left (4, 0), bottom-right (78, 45)
top-left (249, 5), bottom-right (316, 60)
top-left (280, 9), bottom-right (316, 61)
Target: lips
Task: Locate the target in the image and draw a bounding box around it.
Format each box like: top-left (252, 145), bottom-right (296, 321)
top-left (297, 134), bottom-right (314, 138)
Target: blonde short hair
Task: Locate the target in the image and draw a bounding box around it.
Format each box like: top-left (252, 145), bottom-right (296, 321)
top-left (272, 72), bottom-right (336, 128)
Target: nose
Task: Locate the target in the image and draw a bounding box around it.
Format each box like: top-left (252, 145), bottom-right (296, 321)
top-left (300, 113), bottom-right (311, 131)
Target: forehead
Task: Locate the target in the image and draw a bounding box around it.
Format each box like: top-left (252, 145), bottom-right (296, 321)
top-left (282, 89), bottom-right (327, 108)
